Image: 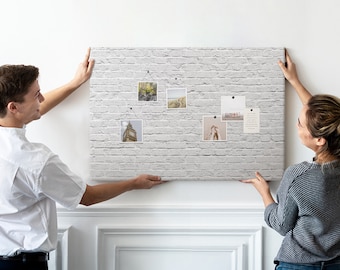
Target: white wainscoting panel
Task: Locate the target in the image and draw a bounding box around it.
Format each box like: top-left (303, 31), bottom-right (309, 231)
top-left (57, 206), bottom-right (267, 270)
top-left (48, 227), bottom-right (70, 270)
top-left (97, 225), bottom-right (262, 270)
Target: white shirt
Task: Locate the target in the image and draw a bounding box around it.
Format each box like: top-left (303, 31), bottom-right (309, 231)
top-left (0, 127), bottom-right (86, 256)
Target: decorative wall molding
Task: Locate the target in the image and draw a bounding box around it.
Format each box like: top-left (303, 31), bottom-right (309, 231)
top-left (48, 227), bottom-right (70, 270)
top-left (96, 225), bottom-right (262, 270)
top-left (57, 205), bottom-right (264, 217)
top-left (56, 206), bottom-right (265, 270)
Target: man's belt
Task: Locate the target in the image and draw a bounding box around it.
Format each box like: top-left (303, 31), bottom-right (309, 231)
top-left (0, 252), bottom-right (49, 262)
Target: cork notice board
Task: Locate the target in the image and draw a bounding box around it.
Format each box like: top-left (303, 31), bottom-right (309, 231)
top-left (90, 47), bottom-right (285, 181)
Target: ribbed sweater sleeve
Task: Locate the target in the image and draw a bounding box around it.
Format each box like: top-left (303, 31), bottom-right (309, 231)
top-left (264, 162), bottom-right (310, 235)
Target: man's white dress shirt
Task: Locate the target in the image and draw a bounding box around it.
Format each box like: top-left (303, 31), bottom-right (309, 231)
top-left (0, 127), bottom-right (86, 256)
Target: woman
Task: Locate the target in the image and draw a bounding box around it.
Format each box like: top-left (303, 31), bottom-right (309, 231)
top-left (242, 50), bottom-right (340, 270)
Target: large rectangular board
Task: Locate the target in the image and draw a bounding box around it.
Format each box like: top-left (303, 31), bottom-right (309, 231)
top-left (90, 47), bottom-right (285, 181)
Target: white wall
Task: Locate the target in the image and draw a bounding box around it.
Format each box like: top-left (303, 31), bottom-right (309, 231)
top-left (1, 1), bottom-right (340, 269)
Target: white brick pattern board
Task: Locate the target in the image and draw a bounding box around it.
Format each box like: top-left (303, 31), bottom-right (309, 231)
top-left (90, 47), bottom-right (285, 181)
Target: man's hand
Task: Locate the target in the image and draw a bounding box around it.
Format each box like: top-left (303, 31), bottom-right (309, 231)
top-left (69, 47), bottom-right (95, 89)
top-left (131, 174), bottom-right (165, 190)
top-left (80, 174), bottom-right (165, 206)
top-left (39, 48), bottom-right (95, 116)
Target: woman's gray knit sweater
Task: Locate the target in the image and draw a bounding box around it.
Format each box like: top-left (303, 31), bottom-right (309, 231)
top-left (265, 160), bottom-right (340, 263)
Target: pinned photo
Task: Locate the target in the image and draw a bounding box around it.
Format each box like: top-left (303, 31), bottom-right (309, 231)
top-left (138, 82), bottom-right (157, 101)
top-left (221, 96), bottom-right (246, 121)
top-left (121, 119), bottom-right (143, 143)
top-left (202, 116), bottom-right (227, 141)
top-left (166, 88), bottom-right (187, 109)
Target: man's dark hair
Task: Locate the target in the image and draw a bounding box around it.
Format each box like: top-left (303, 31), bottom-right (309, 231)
top-left (0, 65), bottom-right (39, 117)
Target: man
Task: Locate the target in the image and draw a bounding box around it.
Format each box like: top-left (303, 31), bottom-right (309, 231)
top-left (0, 48), bottom-right (164, 270)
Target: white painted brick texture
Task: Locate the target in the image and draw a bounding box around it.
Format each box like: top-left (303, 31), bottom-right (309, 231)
top-left (90, 47), bottom-right (285, 181)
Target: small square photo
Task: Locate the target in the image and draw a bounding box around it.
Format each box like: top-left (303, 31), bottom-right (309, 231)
top-left (166, 88), bottom-right (187, 109)
top-left (121, 119), bottom-right (143, 143)
top-left (221, 96), bottom-right (245, 121)
top-left (202, 116), bottom-right (227, 141)
top-left (138, 82), bottom-right (157, 101)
